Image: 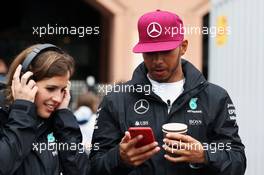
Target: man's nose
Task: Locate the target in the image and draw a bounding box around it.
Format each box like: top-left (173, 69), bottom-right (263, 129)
top-left (152, 53), bottom-right (163, 63)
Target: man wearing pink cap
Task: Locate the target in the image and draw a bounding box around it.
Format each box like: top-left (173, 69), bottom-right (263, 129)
top-left (90, 10), bottom-right (246, 175)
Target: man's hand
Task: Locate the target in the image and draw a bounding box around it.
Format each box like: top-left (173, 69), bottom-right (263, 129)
top-left (119, 131), bottom-right (160, 167)
top-left (12, 65), bottom-right (38, 102)
top-left (162, 133), bottom-right (206, 164)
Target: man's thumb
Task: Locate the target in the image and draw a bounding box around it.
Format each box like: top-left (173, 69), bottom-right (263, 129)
top-left (121, 131), bottom-right (131, 143)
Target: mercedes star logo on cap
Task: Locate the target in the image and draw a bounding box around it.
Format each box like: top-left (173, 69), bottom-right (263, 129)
top-left (147, 22), bottom-right (162, 38)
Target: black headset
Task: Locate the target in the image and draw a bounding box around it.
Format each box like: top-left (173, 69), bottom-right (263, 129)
top-left (21, 43), bottom-right (63, 73)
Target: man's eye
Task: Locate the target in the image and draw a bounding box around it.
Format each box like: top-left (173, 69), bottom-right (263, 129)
top-left (145, 52), bottom-right (156, 56)
top-left (161, 50), bottom-right (172, 55)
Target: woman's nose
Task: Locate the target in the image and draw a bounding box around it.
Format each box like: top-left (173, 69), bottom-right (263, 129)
top-left (51, 92), bottom-right (63, 103)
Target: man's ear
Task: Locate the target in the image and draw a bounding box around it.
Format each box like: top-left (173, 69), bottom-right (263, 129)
top-left (180, 40), bottom-right (188, 56)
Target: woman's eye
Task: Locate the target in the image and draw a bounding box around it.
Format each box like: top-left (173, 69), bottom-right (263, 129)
top-left (61, 88), bottom-right (66, 93)
top-left (46, 87), bottom-right (55, 92)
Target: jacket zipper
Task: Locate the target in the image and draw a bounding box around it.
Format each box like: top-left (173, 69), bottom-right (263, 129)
top-left (167, 100), bottom-right (172, 114)
top-left (167, 81), bottom-right (207, 116)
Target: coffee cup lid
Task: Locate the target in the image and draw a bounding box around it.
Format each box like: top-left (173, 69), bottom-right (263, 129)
top-left (162, 123), bottom-right (188, 132)
top-left (162, 128), bottom-right (187, 134)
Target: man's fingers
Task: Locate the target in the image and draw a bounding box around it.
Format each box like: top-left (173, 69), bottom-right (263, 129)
top-left (130, 146), bottom-right (160, 162)
top-left (163, 138), bottom-right (190, 150)
top-left (126, 134), bottom-right (143, 149)
top-left (164, 154), bottom-right (187, 163)
top-left (121, 131), bottom-right (131, 144)
top-left (166, 133), bottom-right (195, 143)
top-left (133, 141), bottom-right (158, 155)
top-left (20, 71), bottom-right (33, 86)
top-left (162, 144), bottom-right (190, 156)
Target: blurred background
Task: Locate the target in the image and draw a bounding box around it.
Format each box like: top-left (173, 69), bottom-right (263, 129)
top-left (0, 0), bottom-right (263, 174)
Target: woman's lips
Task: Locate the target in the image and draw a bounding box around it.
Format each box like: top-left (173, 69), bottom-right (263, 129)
top-left (45, 104), bottom-right (56, 112)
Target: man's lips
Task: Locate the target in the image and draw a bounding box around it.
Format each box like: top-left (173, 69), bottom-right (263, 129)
top-left (152, 69), bottom-right (166, 76)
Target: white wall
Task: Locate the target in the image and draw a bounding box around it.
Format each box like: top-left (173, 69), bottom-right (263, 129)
top-left (209, 0), bottom-right (264, 174)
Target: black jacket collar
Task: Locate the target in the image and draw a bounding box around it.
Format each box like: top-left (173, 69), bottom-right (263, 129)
top-left (128, 59), bottom-right (208, 114)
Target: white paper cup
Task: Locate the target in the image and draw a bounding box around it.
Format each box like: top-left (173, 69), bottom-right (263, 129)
top-left (162, 123), bottom-right (188, 157)
top-left (162, 123), bottom-right (188, 135)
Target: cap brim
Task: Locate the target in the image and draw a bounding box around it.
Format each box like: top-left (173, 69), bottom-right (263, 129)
top-left (133, 40), bottom-right (183, 53)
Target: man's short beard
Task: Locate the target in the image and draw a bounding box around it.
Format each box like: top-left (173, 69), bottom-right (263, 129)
top-left (163, 57), bottom-right (182, 82)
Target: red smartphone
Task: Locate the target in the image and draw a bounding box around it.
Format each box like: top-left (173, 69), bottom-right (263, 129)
top-left (128, 127), bottom-right (155, 148)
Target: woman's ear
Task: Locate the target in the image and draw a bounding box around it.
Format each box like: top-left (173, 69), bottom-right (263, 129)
top-left (180, 40), bottom-right (188, 56)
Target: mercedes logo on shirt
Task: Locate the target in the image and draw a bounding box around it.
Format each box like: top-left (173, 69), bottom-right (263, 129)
top-left (147, 22), bottom-right (162, 38)
top-left (134, 99), bottom-right (149, 114)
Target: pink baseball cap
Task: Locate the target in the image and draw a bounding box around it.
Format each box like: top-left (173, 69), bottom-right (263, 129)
top-left (133, 10), bottom-right (184, 53)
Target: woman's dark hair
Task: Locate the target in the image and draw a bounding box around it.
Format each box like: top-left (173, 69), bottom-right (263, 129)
top-left (5, 44), bottom-right (75, 104)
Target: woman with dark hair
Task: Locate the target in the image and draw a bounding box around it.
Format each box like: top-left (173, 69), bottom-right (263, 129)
top-left (0, 44), bottom-right (89, 175)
